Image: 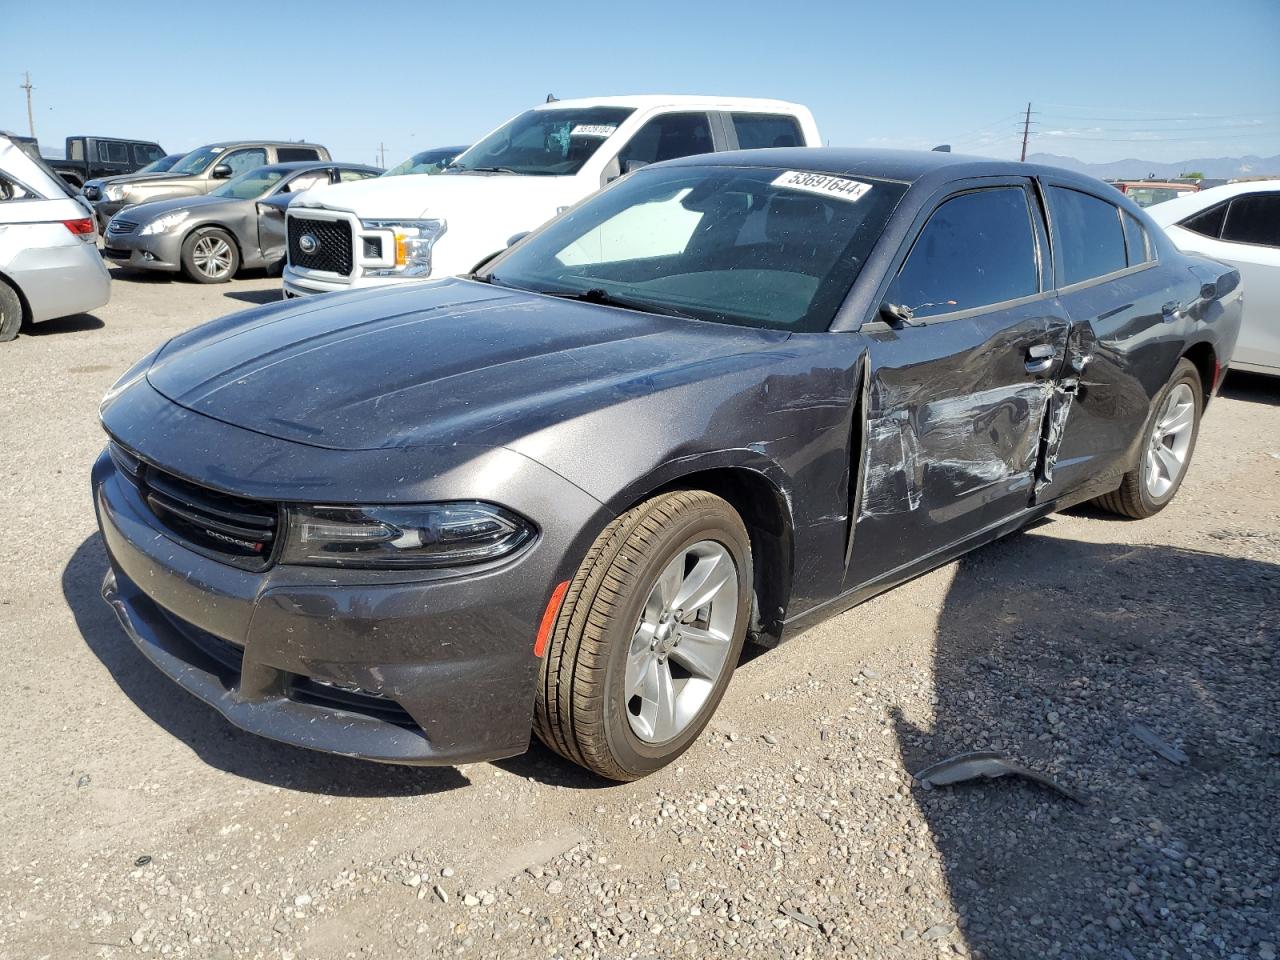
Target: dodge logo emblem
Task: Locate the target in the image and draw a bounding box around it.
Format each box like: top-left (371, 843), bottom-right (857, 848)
top-left (298, 233), bottom-right (319, 255)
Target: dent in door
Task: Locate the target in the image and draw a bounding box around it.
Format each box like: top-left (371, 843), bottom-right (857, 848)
top-left (859, 377), bottom-right (1054, 519)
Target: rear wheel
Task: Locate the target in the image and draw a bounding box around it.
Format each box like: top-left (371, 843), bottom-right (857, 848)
top-left (181, 227), bottom-right (239, 283)
top-left (535, 490), bottom-right (752, 781)
top-left (0, 281), bottom-right (23, 342)
top-left (1095, 358), bottom-right (1202, 518)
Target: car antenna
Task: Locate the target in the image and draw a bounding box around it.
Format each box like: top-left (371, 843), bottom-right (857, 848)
top-left (546, 93), bottom-right (558, 103)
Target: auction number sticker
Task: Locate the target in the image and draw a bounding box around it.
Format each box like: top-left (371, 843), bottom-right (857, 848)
top-left (570, 124), bottom-right (618, 138)
top-left (772, 170), bottom-right (872, 203)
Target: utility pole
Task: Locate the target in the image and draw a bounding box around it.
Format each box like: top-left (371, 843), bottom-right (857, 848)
top-left (20, 71), bottom-right (35, 139)
top-left (378, 142), bottom-right (386, 168)
top-left (1019, 101), bottom-right (1032, 162)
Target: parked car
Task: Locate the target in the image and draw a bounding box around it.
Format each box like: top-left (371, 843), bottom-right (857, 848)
top-left (91, 141), bottom-right (331, 227)
top-left (83, 154), bottom-right (189, 231)
top-left (282, 96), bottom-right (818, 297)
top-left (1109, 180), bottom-right (1199, 207)
top-left (104, 161), bottom-right (381, 283)
top-left (1149, 180), bottom-right (1280, 375)
top-left (48, 135), bottom-right (167, 189)
top-left (383, 146), bottom-right (469, 178)
top-left (94, 148), bottom-right (1240, 778)
top-left (0, 135), bottom-right (110, 341)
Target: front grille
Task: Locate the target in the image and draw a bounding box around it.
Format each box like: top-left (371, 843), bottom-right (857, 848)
top-left (288, 216), bottom-right (354, 276)
top-left (111, 442), bottom-right (280, 570)
top-left (107, 219), bottom-right (137, 236)
top-left (290, 675), bottom-right (418, 728)
top-left (83, 185), bottom-right (101, 200)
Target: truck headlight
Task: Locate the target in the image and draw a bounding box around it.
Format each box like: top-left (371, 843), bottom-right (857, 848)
top-left (140, 210), bottom-right (190, 235)
top-left (280, 501), bottom-right (532, 568)
top-left (360, 219), bottom-right (446, 278)
top-left (104, 184), bottom-right (129, 202)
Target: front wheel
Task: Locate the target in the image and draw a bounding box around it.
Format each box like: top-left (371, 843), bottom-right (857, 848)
top-left (535, 490), bottom-right (752, 781)
top-left (1095, 358), bottom-right (1202, 518)
top-left (181, 227), bottom-right (239, 283)
top-left (0, 281), bottom-right (23, 342)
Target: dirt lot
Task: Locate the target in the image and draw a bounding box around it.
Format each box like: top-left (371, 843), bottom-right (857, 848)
top-left (1, 266), bottom-right (1276, 960)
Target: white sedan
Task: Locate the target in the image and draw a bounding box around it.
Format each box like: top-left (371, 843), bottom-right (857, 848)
top-left (1148, 180), bottom-right (1280, 376)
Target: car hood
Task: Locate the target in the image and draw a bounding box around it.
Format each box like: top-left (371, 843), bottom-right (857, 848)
top-left (119, 194), bottom-right (244, 223)
top-left (145, 278), bottom-right (788, 452)
top-left (291, 171), bottom-right (578, 220)
top-left (94, 171), bottom-right (193, 190)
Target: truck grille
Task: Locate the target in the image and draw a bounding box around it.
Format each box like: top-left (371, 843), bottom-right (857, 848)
top-left (288, 216), bottom-right (354, 276)
top-left (111, 442), bottom-right (280, 570)
top-left (83, 184), bottom-right (101, 200)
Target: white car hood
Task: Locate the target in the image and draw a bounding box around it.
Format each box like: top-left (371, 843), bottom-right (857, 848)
top-left (290, 172), bottom-right (581, 220)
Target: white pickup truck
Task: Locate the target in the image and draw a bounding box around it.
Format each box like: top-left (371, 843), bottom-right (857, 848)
top-left (282, 95), bottom-right (820, 297)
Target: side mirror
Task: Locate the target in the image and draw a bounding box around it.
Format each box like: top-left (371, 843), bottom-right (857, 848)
top-left (258, 192), bottom-right (292, 214)
top-left (506, 231), bottom-right (530, 248)
top-left (623, 159), bottom-right (650, 175)
top-left (211, 163), bottom-right (232, 180)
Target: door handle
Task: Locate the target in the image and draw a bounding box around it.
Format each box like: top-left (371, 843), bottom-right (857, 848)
top-left (1025, 343), bottom-right (1057, 374)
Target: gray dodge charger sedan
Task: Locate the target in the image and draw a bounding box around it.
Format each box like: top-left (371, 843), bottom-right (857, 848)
top-left (103, 161), bottom-right (380, 282)
top-left (93, 149), bottom-right (1241, 780)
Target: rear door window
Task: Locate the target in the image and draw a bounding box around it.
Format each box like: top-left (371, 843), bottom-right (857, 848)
top-left (278, 147), bottom-right (321, 162)
top-left (1220, 194), bottom-right (1280, 247)
top-left (895, 186), bottom-right (1040, 319)
top-left (222, 148), bottom-right (267, 177)
top-left (98, 141), bottom-right (129, 164)
top-left (1122, 210), bottom-right (1151, 265)
top-left (731, 113), bottom-right (803, 149)
top-left (618, 113), bottom-right (714, 170)
top-left (1180, 202), bottom-right (1226, 239)
top-left (1048, 186), bottom-right (1127, 285)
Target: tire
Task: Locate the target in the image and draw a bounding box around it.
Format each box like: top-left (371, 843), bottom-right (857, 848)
top-left (535, 490), bottom-right (753, 781)
top-left (0, 281), bottom-right (23, 342)
top-left (181, 227), bottom-right (240, 283)
top-left (1094, 358), bottom-right (1202, 519)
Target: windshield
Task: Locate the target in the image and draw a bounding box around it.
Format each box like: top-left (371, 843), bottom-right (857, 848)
top-left (210, 165), bottom-right (291, 199)
top-left (484, 165), bottom-right (908, 332)
top-left (138, 154), bottom-right (183, 175)
top-left (384, 147), bottom-right (466, 177)
top-left (170, 145), bottom-right (225, 175)
top-left (450, 107), bottom-right (634, 176)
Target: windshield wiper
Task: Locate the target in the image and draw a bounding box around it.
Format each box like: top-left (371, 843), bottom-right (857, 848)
top-left (535, 287), bottom-right (695, 320)
top-left (465, 165), bottom-right (522, 174)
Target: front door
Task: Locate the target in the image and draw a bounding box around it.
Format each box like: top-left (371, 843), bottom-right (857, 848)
top-left (848, 180), bottom-right (1069, 589)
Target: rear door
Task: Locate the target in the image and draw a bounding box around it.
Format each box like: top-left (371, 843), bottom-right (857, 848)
top-left (1031, 181), bottom-right (1196, 502)
top-left (848, 178), bottom-right (1069, 588)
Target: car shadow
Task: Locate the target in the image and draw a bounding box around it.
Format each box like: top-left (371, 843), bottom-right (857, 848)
top-left (223, 288), bottom-right (283, 306)
top-left (25, 312), bottom-right (105, 336)
top-left (1219, 369), bottom-right (1279, 407)
top-left (895, 529), bottom-right (1278, 958)
top-left (63, 534), bottom-right (468, 798)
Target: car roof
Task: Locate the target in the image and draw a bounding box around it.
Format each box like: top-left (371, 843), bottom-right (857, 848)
top-left (266, 160), bottom-right (375, 171)
top-left (1146, 177), bottom-right (1280, 225)
top-left (531, 94), bottom-right (807, 113)
top-left (659, 146), bottom-right (1107, 186)
top-left (199, 140), bottom-right (327, 149)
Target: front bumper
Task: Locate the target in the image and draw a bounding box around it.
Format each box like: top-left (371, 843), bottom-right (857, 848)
top-left (101, 225), bottom-right (182, 272)
top-left (91, 415), bottom-right (605, 765)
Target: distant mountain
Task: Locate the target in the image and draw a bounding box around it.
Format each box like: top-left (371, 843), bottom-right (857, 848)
top-left (1025, 152), bottom-right (1280, 181)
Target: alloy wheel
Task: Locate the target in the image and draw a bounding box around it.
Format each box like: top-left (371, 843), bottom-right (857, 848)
top-left (192, 235), bottom-right (234, 280)
top-left (625, 540), bottom-right (739, 743)
top-left (1143, 382), bottom-right (1196, 499)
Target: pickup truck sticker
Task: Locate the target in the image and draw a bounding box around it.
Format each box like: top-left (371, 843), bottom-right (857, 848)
top-left (570, 124), bottom-right (617, 138)
top-left (772, 171), bottom-right (871, 203)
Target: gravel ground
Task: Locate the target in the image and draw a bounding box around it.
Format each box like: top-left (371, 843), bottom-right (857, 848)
top-left (0, 267), bottom-right (1277, 960)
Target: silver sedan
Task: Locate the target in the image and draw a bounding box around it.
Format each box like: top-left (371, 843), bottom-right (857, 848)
top-left (103, 161), bottom-right (381, 283)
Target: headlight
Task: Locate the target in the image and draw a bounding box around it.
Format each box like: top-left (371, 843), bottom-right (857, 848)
top-left (140, 210), bottom-right (190, 235)
top-left (104, 184), bottom-right (129, 202)
top-left (360, 218), bottom-right (446, 278)
top-left (280, 501), bottom-right (532, 569)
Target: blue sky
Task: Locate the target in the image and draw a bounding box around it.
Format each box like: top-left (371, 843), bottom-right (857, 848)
top-left (3, 0), bottom-right (1278, 168)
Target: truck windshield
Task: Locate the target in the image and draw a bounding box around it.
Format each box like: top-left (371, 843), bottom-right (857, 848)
top-left (482, 164), bottom-right (909, 332)
top-left (170, 146), bottom-right (225, 176)
top-left (449, 107), bottom-right (634, 177)
top-left (384, 147), bottom-right (464, 177)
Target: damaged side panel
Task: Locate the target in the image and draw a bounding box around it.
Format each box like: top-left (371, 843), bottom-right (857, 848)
top-left (846, 303), bottom-right (1071, 589)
